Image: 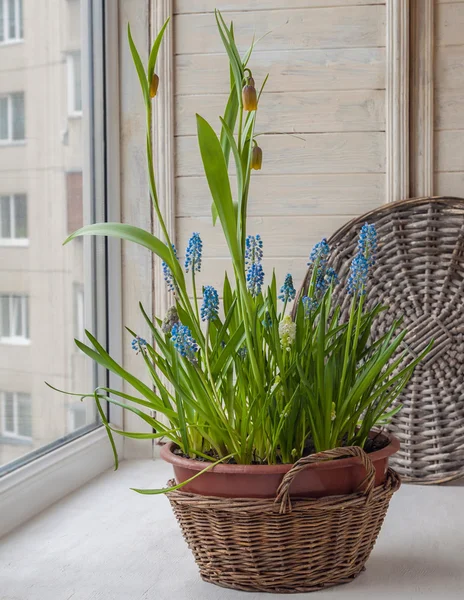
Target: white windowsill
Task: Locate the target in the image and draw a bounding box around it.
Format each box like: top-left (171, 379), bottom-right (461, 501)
top-left (0, 426), bottom-right (123, 538)
top-left (0, 338), bottom-right (31, 346)
top-left (0, 39), bottom-right (24, 47)
top-left (0, 459), bottom-right (463, 599)
top-left (0, 238), bottom-right (29, 247)
top-left (0, 140), bottom-right (26, 147)
top-left (68, 111), bottom-right (83, 119)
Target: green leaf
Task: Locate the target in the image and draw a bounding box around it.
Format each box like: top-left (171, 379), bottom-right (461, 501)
top-left (196, 115), bottom-right (240, 264)
top-left (127, 24), bottom-right (149, 107)
top-left (147, 18), bottom-right (170, 81)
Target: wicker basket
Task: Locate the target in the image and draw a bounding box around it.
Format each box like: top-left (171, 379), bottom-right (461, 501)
top-left (166, 447), bottom-right (401, 594)
top-left (295, 196), bottom-right (464, 485)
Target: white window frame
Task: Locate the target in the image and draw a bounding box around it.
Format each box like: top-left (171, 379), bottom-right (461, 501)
top-left (0, 0), bottom-right (23, 45)
top-left (0, 0), bottom-right (123, 538)
top-left (0, 193), bottom-right (28, 246)
top-left (0, 92), bottom-right (25, 145)
top-left (1, 391), bottom-right (32, 441)
top-left (67, 51), bottom-right (83, 117)
top-left (0, 294), bottom-right (29, 345)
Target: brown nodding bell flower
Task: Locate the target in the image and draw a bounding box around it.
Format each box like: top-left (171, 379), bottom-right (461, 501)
top-left (251, 144), bottom-right (263, 170)
top-left (150, 73), bottom-right (160, 98)
top-left (242, 76), bottom-right (258, 111)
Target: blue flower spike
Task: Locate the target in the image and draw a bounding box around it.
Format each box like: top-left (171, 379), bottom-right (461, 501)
top-left (162, 244), bottom-right (178, 293)
top-left (171, 323), bottom-right (199, 365)
top-left (131, 336), bottom-right (147, 354)
top-left (278, 273), bottom-right (296, 302)
top-left (347, 253), bottom-right (369, 296)
top-left (358, 223), bottom-right (377, 268)
top-left (201, 286), bottom-right (219, 322)
top-left (184, 232), bottom-right (203, 273)
top-left (307, 238), bottom-right (330, 268)
top-left (245, 234), bottom-right (265, 297)
top-left (302, 296), bottom-right (318, 318)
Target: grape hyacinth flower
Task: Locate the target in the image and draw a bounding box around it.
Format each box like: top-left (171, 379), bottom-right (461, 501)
top-left (237, 346), bottom-right (248, 359)
top-left (358, 223), bottom-right (377, 268)
top-left (162, 244), bottom-right (178, 293)
top-left (171, 323), bottom-right (199, 364)
top-left (262, 311), bottom-right (272, 329)
top-left (302, 296), bottom-right (318, 318)
top-left (307, 238), bottom-right (330, 268)
top-left (245, 234), bottom-right (264, 297)
top-left (184, 232), bottom-right (203, 273)
top-left (131, 336), bottom-right (147, 354)
top-left (279, 315), bottom-right (296, 352)
top-left (347, 253), bottom-right (369, 296)
top-left (201, 286), bottom-right (219, 322)
top-left (278, 273), bottom-right (296, 303)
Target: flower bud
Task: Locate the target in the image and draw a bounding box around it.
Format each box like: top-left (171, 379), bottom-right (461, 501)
top-left (251, 145), bottom-right (262, 170)
top-left (150, 73), bottom-right (159, 98)
top-left (242, 77), bottom-right (257, 111)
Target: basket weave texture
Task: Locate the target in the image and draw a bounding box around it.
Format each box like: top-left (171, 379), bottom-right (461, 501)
top-left (296, 196), bottom-right (464, 484)
top-left (166, 447), bottom-right (400, 594)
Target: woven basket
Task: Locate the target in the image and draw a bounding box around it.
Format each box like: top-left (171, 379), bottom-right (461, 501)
top-left (296, 196), bottom-right (464, 485)
top-left (166, 447), bottom-right (401, 594)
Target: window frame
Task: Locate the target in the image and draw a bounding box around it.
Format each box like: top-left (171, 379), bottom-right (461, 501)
top-left (1, 391), bottom-right (32, 441)
top-left (0, 0), bottom-right (123, 538)
top-left (66, 51), bottom-right (83, 118)
top-left (0, 193), bottom-right (28, 246)
top-left (0, 0), bottom-right (23, 45)
top-left (0, 92), bottom-right (25, 145)
top-left (0, 294), bottom-right (29, 345)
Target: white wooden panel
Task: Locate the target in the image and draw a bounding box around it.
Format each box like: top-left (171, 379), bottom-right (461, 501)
top-left (435, 130), bottom-right (464, 172)
top-left (435, 172), bottom-right (464, 197)
top-left (177, 215), bottom-right (350, 259)
top-left (435, 88), bottom-right (464, 130)
top-left (175, 48), bottom-right (386, 95)
top-left (436, 2), bottom-right (464, 46)
top-left (174, 0), bottom-right (385, 14)
top-left (435, 46), bottom-right (464, 91)
top-left (175, 90), bottom-right (385, 136)
top-left (174, 6), bottom-right (386, 54)
top-left (175, 132), bottom-right (386, 176)
top-left (176, 173), bottom-right (385, 217)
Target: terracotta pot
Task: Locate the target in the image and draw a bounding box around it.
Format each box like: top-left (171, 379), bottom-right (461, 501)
top-left (160, 431), bottom-right (400, 499)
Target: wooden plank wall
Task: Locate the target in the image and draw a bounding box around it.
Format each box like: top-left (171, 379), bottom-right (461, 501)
top-left (435, 0), bottom-right (464, 196)
top-left (172, 1), bottom-right (387, 292)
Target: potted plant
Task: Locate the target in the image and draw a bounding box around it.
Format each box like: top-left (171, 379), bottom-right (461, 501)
top-left (50, 12), bottom-right (431, 593)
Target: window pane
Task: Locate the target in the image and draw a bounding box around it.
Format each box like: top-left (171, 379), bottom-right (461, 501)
top-left (74, 54), bottom-right (82, 112)
top-left (0, 1), bottom-right (4, 43)
top-left (8, 0), bottom-right (14, 39)
top-left (0, 97), bottom-right (8, 139)
top-left (0, 296), bottom-right (10, 337)
top-left (11, 92), bottom-right (24, 140)
top-left (14, 194), bottom-right (27, 238)
top-left (3, 392), bottom-right (15, 433)
top-left (0, 0), bottom-right (100, 470)
top-left (18, 0), bottom-right (22, 39)
top-left (17, 393), bottom-right (32, 437)
top-left (1, 196), bottom-right (12, 238)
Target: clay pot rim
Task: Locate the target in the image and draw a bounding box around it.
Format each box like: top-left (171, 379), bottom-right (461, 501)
top-left (160, 431), bottom-right (400, 475)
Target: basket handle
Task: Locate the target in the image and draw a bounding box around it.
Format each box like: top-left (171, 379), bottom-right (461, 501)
top-left (275, 446), bottom-right (376, 514)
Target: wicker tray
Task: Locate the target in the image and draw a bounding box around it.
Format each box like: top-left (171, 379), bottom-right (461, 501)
top-left (166, 447), bottom-right (401, 594)
top-left (296, 196), bottom-right (464, 484)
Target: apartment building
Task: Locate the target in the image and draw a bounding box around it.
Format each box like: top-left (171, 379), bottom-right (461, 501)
top-left (0, 0), bottom-right (94, 466)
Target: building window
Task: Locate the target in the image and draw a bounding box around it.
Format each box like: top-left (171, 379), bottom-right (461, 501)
top-left (67, 52), bottom-right (82, 116)
top-left (0, 0), bottom-right (23, 44)
top-left (0, 194), bottom-right (27, 244)
top-left (0, 92), bottom-right (25, 142)
top-left (68, 404), bottom-right (87, 432)
top-left (1, 392), bottom-right (32, 440)
top-left (74, 284), bottom-right (85, 343)
top-left (0, 295), bottom-right (29, 343)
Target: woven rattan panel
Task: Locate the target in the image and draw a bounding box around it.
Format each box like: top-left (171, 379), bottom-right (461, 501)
top-left (297, 197), bottom-right (464, 484)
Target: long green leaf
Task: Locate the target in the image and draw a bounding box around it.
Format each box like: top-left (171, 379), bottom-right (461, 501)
top-left (147, 18), bottom-right (170, 81)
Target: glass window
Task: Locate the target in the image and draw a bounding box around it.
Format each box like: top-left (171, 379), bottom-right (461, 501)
top-left (1, 392), bottom-right (32, 439)
top-left (0, 93), bottom-right (25, 142)
top-left (0, 0), bottom-right (22, 43)
top-left (0, 0), bottom-right (106, 472)
top-left (0, 194), bottom-right (27, 242)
